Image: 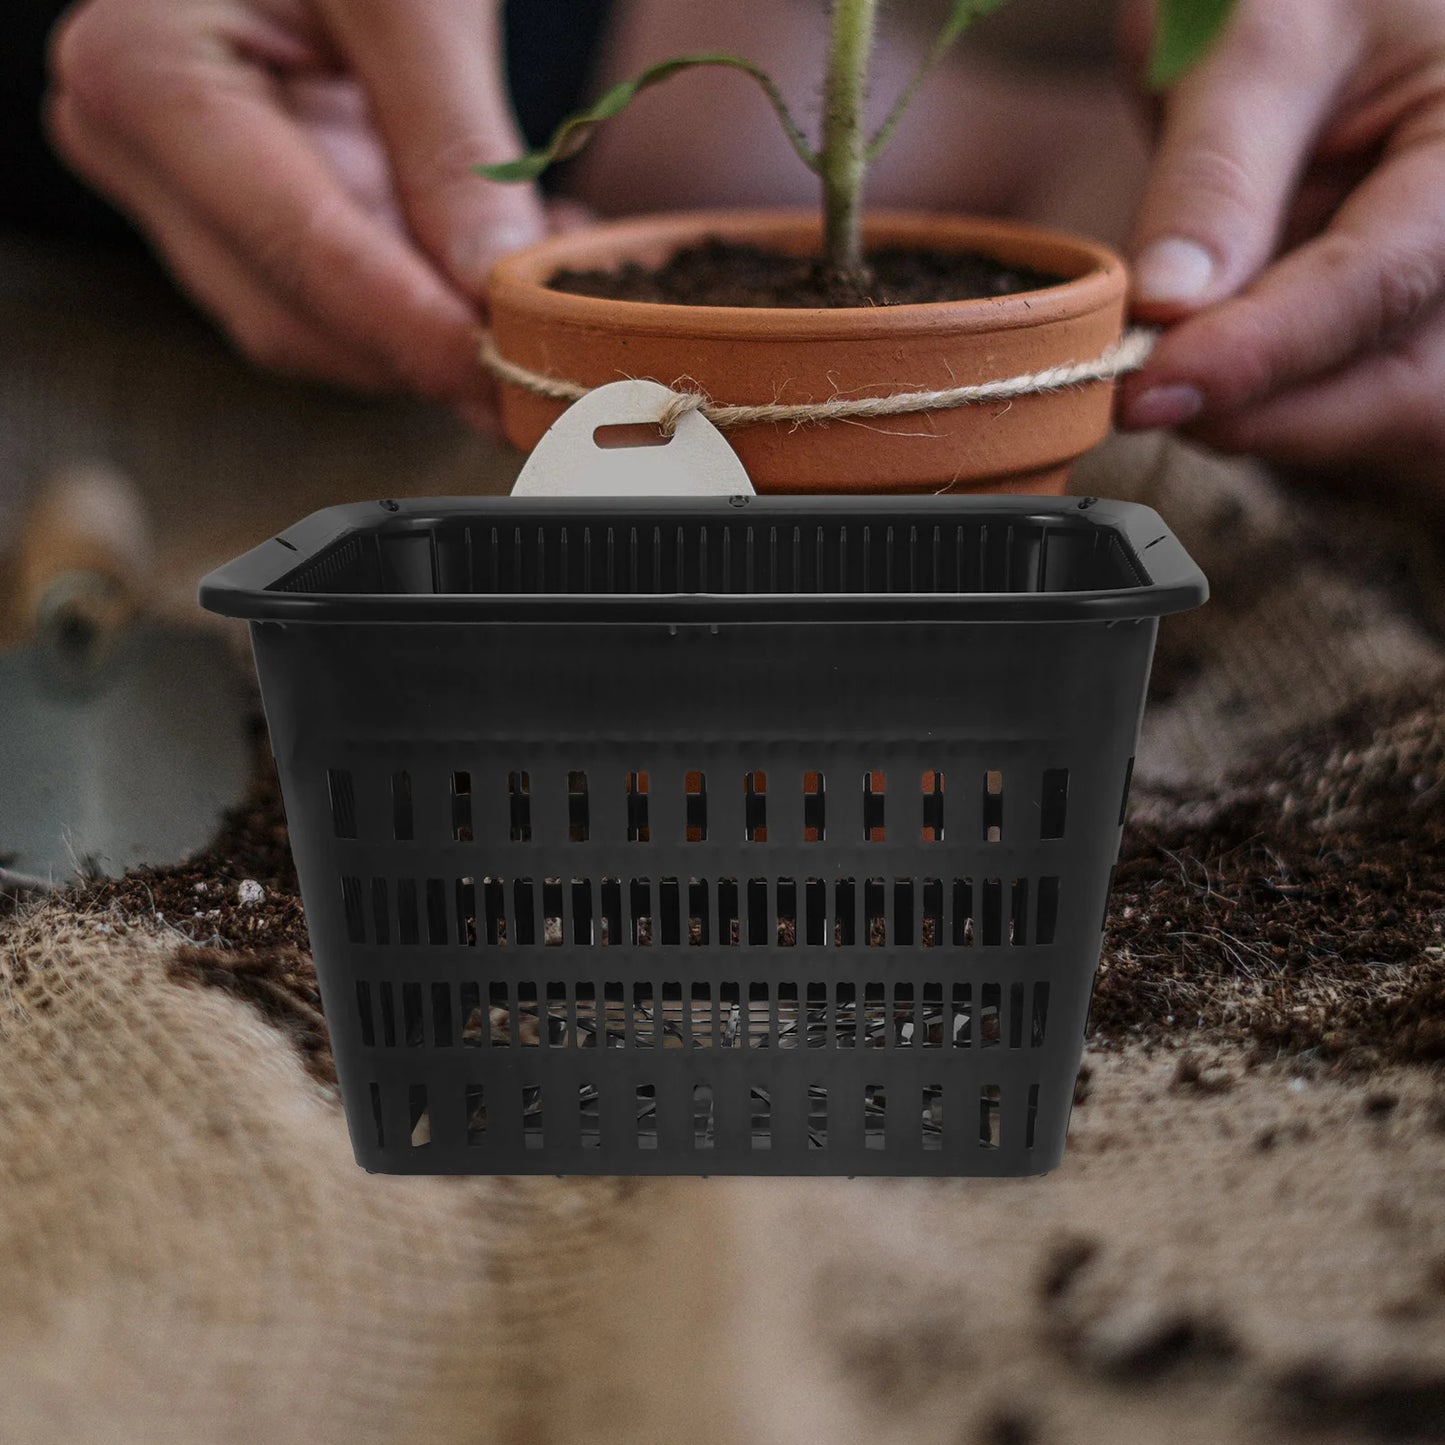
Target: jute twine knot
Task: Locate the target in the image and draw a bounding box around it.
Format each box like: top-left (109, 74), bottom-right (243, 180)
top-left (479, 326), bottom-right (1156, 435)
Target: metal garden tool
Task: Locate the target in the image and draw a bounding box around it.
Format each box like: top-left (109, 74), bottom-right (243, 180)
top-left (0, 466), bottom-right (251, 889)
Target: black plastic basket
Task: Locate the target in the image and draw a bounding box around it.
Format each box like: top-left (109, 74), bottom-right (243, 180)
top-left (201, 495), bottom-right (1206, 1176)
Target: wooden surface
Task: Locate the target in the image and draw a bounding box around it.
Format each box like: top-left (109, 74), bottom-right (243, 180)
top-left (0, 237), bottom-right (520, 644)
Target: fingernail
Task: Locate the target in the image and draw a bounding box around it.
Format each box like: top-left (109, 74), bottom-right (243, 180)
top-left (1132, 238), bottom-right (1216, 306)
top-left (1122, 383), bottom-right (1205, 431)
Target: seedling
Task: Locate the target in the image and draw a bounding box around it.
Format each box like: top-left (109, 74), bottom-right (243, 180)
top-left (479, 0), bottom-right (1237, 288)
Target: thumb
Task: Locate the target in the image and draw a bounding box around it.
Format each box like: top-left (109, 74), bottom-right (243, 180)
top-left (325, 0), bottom-right (547, 298)
top-left (1129, 4), bottom-right (1353, 319)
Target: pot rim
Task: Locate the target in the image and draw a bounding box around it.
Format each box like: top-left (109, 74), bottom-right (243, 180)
top-left (486, 208), bottom-right (1125, 343)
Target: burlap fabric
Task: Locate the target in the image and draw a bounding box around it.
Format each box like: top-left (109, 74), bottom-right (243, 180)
top-left (3, 435), bottom-right (1443, 1444)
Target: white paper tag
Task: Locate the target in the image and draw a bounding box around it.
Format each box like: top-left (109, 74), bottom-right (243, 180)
top-left (510, 378), bottom-right (755, 498)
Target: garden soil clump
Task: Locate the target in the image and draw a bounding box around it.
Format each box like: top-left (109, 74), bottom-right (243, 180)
top-left (550, 237), bottom-right (1063, 308)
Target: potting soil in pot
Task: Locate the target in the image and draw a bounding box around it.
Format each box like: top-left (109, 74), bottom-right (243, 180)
top-left (550, 237), bottom-right (1065, 307)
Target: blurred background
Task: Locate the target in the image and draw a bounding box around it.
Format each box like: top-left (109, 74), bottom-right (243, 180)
top-left (3, 3), bottom-right (1443, 1443)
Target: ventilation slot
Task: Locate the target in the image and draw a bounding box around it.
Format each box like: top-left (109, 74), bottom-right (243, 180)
top-left (984, 770), bottom-right (1003, 842)
top-left (1010, 878), bottom-right (1029, 946)
top-left (370, 1083), bottom-right (384, 1148)
top-left (923, 1086), bottom-right (943, 1150)
top-left (865, 878), bottom-right (886, 946)
top-left (923, 983), bottom-right (943, 1047)
top-left (747, 879), bottom-right (769, 945)
top-left (979, 1085), bottom-right (1001, 1149)
top-left (751, 1087), bottom-right (771, 1150)
top-left (342, 877), bottom-right (365, 944)
top-left (952, 879), bottom-right (975, 947)
top-left (403, 982), bottom-right (423, 1047)
top-left (627, 771), bottom-right (650, 841)
top-left (1037, 876), bottom-right (1061, 945)
top-left (863, 771), bottom-right (886, 841)
top-left (804, 771), bottom-right (826, 841)
top-left (580, 1083), bottom-right (600, 1148)
top-left (1032, 983), bottom-right (1050, 1047)
top-left (409, 1085), bottom-right (430, 1149)
top-left (686, 771), bottom-right (708, 841)
top-left (980, 983), bottom-right (1001, 1047)
top-left (523, 1085), bottom-right (543, 1149)
top-left (466, 1085), bottom-right (486, 1146)
top-left (460, 982), bottom-right (482, 1046)
top-left (426, 879), bottom-right (447, 944)
top-left (600, 878), bottom-right (623, 944)
top-left (372, 880), bottom-right (390, 945)
top-left (981, 879), bottom-right (1003, 946)
top-left (836, 983), bottom-right (856, 1048)
top-left (509, 771), bottom-right (531, 841)
top-left (451, 770), bottom-right (472, 841)
top-left (508, 872), bottom-right (531, 942)
top-left (397, 879), bottom-right (419, 945)
top-left (631, 878), bottom-right (653, 945)
top-left (777, 878), bottom-right (797, 947)
top-left (835, 879), bottom-right (856, 947)
top-left (517, 983), bottom-right (539, 1045)
top-left (636, 1085), bottom-right (657, 1149)
top-left (328, 768), bottom-right (357, 838)
top-left (392, 771), bottom-right (413, 841)
top-left (865, 1085), bottom-right (886, 1150)
top-left (719, 878), bottom-right (740, 945)
top-left (568, 771), bottom-right (589, 842)
top-left (693, 1085), bottom-right (715, 1149)
top-left (922, 879), bottom-right (943, 948)
top-left (745, 771), bottom-right (767, 841)
top-left (1041, 768), bottom-right (1069, 839)
top-left (454, 878), bottom-right (475, 946)
top-left (575, 983), bottom-right (597, 1048)
top-left (894, 879), bottom-right (914, 947)
top-left (951, 984), bottom-right (971, 1047)
top-left (805, 878), bottom-right (827, 946)
top-left (922, 770), bottom-right (945, 841)
top-left (807, 1086), bottom-right (828, 1150)
top-left (356, 982), bottom-right (375, 1046)
top-left (432, 983), bottom-right (453, 1047)
top-left (863, 983), bottom-right (886, 1049)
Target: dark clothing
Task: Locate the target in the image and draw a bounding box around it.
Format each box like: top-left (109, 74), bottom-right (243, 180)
top-left (0, 0), bottom-right (613, 243)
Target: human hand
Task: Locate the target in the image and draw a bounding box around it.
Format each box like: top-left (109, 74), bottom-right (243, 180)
top-left (1117, 0), bottom-right (1445, 503)
top-left (47, 0), bottom-right (562, 426)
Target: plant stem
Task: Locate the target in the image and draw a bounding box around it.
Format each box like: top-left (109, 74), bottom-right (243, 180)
top-left (820, 0), bottom-right (878, 285)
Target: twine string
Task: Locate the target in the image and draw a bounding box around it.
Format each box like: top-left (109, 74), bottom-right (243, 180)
top-left (478, 326), bottom-right (1156, 434)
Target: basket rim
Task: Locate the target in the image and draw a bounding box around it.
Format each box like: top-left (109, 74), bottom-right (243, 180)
top-left (198, 496), bottom-right (1207, 624)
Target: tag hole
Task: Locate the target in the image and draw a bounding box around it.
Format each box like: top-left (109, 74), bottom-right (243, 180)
top-left (592, 423), bottom-right (673, 449)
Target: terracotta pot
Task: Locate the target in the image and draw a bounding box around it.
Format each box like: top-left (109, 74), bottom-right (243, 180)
top-left (486, 209), bottom-right (1127, 495)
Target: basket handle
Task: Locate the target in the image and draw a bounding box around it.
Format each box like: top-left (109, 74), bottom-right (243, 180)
top-left (510, 379), bottom-right (755, 498)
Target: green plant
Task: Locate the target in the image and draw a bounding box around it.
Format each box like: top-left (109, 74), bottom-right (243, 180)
top-left (478, 0), bottom-right (1237, 288)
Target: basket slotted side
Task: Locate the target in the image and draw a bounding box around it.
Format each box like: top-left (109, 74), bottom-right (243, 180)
top-left (252, 599), bottom-right (1156, 1177)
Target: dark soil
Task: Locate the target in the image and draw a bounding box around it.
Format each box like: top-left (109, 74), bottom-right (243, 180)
top-left (550, 238), bottom-right (1064, 309)
top-left (1091, 689), bottom-right (1445, 1069)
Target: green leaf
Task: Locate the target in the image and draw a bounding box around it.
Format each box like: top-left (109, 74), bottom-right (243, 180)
top-left (475, 53), bottom-right (818, 182)
top-left (938, 0), bottom-right (1013, 48)
top-left (867, 0), bottom-right (1011, 162)
top-left (1148, 0), bottom-right (1238, 87)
